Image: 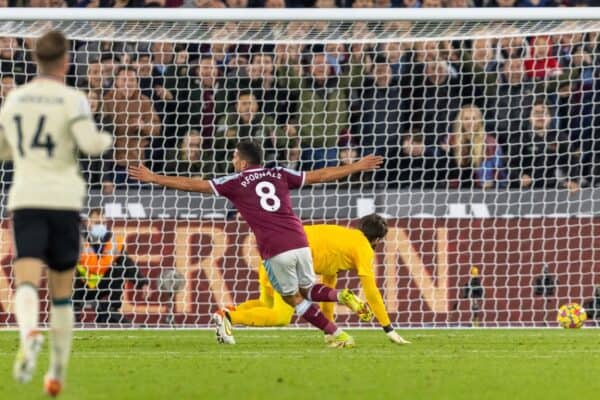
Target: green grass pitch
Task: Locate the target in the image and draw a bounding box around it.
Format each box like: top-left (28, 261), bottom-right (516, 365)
top-left (1, 329), bottom-right (599, 400)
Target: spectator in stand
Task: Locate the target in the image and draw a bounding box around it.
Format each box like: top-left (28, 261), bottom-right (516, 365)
top-left (277, 137), bottom-right (306, 171)
top-left (298, 49), bottom-right (349, 149)
top-left (176, 54), bottom-right (226, 142)
top-left (246, 53), bottom-right (279, 120)
top-left (215, 90), bottom-right (285, 172)
top-left (397, 127), bottom-right (448, 189)
top-left (378, 41), bottom-right (409, 85)
top-left (484, 55), bottom-right (535, 145)
top-left (102, 66), bottom-right (161, 192)
top-left (164, 129), bottom-right (220, 178)
top-left (354, 56), bottom-right (402, 183)
top-left (336, 138), bottom-right (365, 188)
top-left (149, 42), bottom-right (178, 143)
top-left (525, 36), bottom-right (562, 80)
top-left (404, 60), bottom-right (462, 147)
top-left (440, 104), bottom-right (507, 189)
top-left (0, 36), bottom-right (32, 84)
top-left (462, 35), bottom-right (499, 108)
top-left (506, 98), bottom-right (581, 192)
top-left (81, 58), bottom-right (112, 97)
top-left (273, 42), bottom-right (303, 123)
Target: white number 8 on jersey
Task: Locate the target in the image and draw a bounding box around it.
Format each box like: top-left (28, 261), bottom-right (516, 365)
top-left (255, 181), bottom-right (281, 212)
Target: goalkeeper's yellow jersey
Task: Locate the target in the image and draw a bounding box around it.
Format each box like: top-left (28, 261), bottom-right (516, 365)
top-left (258, 224), bottom-right (391, 327)
top-left (305, 225), bottom-right (375, 278)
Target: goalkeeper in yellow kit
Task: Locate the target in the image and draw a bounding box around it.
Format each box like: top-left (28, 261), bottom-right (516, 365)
top-left (222, 214), bottom-right (410, 344)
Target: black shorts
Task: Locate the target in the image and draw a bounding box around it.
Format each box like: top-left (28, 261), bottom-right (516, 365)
top-left (12, 209), bottom-right (81, 271)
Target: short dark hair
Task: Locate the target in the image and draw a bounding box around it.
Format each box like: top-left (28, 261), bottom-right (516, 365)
top-left (115, 65), bottom-right (138, 78)
top-left (358, 214), bottom-right (388, 243)
top-left (35, 30), bottom-right (68, 71)
top-left (236, 140), bottom-right (263, 166)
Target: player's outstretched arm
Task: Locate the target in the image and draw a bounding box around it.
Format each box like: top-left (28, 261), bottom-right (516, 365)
top-left (128, 164), bottom-right (214, 194)
top-left (304, 154), bottom-right (383, 185)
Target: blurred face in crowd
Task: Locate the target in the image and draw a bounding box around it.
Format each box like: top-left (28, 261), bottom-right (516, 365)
top-left (374, 63), bottom-right (391, 88)
top-left (133, 55), bottom-right (153, 78)
top-left (0, 36), bottom-right (17, 60)
top-left (402, 135), bottom-right (425, 158)
top-left (504, 57), bottom-right (524, 85)
top-left (87, 90), bottom-right (100, 114)
top-left (225, 0), bottom-right (247, 7)
top-left (353, 0), bottom-right (374, 7)
top-left (422, 0), bottom-right (442, 7)
top-left (447, 0), bottom-right (471, 6)
top-left (0, 76), bottom-right (14, 102)
top-left (339, 148), bottom-right (358, 166)
top-left (274, 43), bottom-right (302, 65)
top-left (86, 62), bottom-right (103, 89)
top-left (496, 0), bottom-right (515, 6)
top-left (381, 42), bottom-right (403, 64)
top-left (195, 0), bottom-right (225, 6)
top-left (315, 0), bottom-right (335, 6)
top-left (326, 43), bottom-right (345, 59)
top-left (425, 61), bottom-right (448, 85)
top-left (151, 42), bottom-right (174, 66)
top-left (115, 69), bottom-right (139, 98)
top-left (310, 53), bottom-right (330, 84)
top-left (415, 41), bottom-right (439, 63)
top-left (532, 37), bottom-right (551, 59)
top-left (101, 57), bottom-right (115, 79)
top-left (265, 0), bottom-right (284, 7)
top-left (471, 38), bottom-right (493, 65)
top-left (236, 93), bottom-right (259, 123)
top-left (459, 106), bottom-right (483, 133)
top-left (182, 132), bottom-right (202, 162)
top-left (197, 57), bottom-right (217, 88)
top-left (530, 104), bottom-right (551, 133)
top-left (248, 54), bottom-right (274, 81)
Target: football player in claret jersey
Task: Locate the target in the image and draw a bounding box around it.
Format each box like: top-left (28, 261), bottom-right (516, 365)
top-left (0, 31), bottom-right (112, 396)
top-left (224, 214), bottom-right (410, 345)
top-left (129, 140), bottom-right (383, 347)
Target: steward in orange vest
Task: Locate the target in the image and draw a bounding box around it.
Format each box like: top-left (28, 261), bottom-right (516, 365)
top-left (73, 209), bottom-right (149, 324)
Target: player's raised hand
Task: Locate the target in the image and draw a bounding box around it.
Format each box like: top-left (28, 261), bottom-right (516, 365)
top-left (355, 154), bottom-right (384, 171)
top-left (386, 330), bottom-right (411, 345)
top-left (128, 164), bottom-right (155, 183)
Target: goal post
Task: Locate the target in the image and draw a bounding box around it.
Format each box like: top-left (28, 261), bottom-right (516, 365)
top-left (0, 8), bottom-right (598, 328)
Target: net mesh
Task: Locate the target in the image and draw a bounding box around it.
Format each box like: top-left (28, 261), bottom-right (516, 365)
top-left (0, 17), bottom-right (599, 328)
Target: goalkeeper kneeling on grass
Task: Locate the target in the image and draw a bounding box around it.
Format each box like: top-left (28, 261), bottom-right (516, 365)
top-left (73, 208), bottom-right (151, 324)
top-left (217, 214), bottom-right (409, 345)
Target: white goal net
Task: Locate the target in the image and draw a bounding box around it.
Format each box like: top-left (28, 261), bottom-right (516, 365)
top-left (0, 9), bottom-right (598, 328)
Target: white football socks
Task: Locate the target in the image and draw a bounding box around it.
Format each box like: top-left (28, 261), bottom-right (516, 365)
top-left (48, 300), bottom-right (74, 382)
top-left (14, 284), bottom-right (39, 345)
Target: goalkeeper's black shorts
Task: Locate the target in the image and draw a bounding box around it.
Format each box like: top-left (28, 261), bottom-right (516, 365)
top-left (12, 209), bottom-right (81, 271)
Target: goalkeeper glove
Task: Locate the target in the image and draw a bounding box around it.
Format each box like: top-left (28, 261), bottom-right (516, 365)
top-left (383, 325), bottom-right (411, 345)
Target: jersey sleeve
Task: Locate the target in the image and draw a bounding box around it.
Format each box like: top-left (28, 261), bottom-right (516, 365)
top-left (66, 91), bottom-right (93, 123)
top-left (68, 92), bottom-right (112, 156)
top-left (280, 167), bottom-right (305, 189)
top-left (353, 241), bottom-right (375, 278)
top-left (209, 173), bottom-right (239, 199)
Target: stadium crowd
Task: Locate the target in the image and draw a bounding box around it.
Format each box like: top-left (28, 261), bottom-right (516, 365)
top-left (0, 1), bottom-right (599, 192)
